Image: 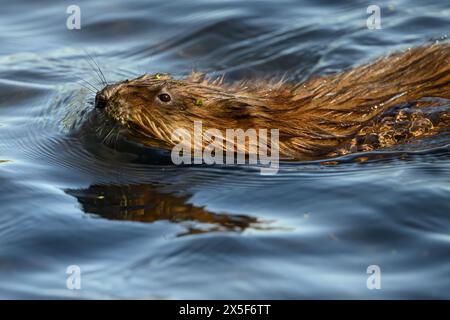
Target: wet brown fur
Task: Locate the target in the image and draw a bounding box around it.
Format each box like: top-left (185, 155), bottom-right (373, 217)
top-left (96, 43), bottom-right (450, 160)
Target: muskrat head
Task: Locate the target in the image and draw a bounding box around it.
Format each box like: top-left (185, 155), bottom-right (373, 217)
top-left (94, 72), bottom-right (268, 149)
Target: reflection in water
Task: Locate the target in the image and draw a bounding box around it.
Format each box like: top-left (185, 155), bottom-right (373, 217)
top-left (66, 184), bottom-right (263, 236)
top-left (1, 0), bottom-right (450, 299)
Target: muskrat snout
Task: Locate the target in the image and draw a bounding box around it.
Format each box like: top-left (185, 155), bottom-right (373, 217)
top-left (95, 84), bottom-right (116, 110)
top-left (95, 92), bottom-right (108, 109)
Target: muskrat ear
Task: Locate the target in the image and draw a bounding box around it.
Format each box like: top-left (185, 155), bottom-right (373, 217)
top-left (185, 72), bottom-right (206, 83)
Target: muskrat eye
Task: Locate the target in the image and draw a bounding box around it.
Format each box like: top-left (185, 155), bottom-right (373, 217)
top-left (158, 93), bottom-right (171, 103)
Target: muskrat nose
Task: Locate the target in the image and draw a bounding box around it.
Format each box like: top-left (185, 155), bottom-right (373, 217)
top-left (95, 93), bottom-right (107, 109)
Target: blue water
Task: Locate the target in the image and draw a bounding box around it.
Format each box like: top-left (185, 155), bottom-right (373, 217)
top-left (0, 0), bottom-right (449, 299)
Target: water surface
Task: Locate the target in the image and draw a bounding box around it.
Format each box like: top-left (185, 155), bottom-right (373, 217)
top-left (0, 0), bottom-right (449, 299)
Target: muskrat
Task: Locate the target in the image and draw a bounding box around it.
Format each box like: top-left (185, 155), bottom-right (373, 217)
top-left (93, 43), bottom-right (450, 160)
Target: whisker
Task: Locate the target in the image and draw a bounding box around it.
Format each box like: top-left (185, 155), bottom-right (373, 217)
top-left (114, 129), bottom-right (122, 148)
top-left (102, 124), bottom-right (118, 145)
top-left (81, 57), bottom-right (103, 87)
top-left (81, 50), bottom-right (104, 87)
top-left (80, 79), bottom-right (99, 92)
top-left (101, 129), bottom-right (112, 145)
top-left (77, 82), bottom-right (96, 93)
top-left (83, 49), bottom-right (108, 86)
top-left (74, 74), bottom-right (100, 92)
top-left (81, 77), bottom-right (100, 90)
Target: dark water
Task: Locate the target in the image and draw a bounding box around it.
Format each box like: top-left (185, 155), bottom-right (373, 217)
top-left (0, 0), bottom-right (449, 299)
